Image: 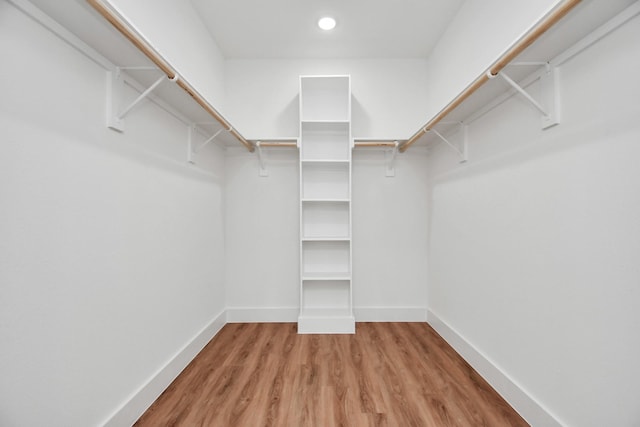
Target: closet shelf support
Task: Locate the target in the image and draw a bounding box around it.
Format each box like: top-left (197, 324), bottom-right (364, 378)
top-left (187, 125), bottom-right (225, 164)
top-left (251, 139), bottom-right (298, 176)
top-left (385, 141), bottom-right (399, 177)
top-left (107, 67), bottom-right (178, 132)
top-left (495, 65), bottom-right (560, 129)
top-left (430, 123), bottom-right (468, 163)
top-left (256, 141), bottom-right (268, 177)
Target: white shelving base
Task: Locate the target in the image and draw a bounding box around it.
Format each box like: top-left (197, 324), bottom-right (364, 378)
top-left (298, 75), bottom-right (355, 334)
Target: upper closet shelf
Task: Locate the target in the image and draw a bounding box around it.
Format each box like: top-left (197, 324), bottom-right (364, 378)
top-left (401, 0), bottom-right (639, 156)
top-left (86, 0), bottom-right (254, 152)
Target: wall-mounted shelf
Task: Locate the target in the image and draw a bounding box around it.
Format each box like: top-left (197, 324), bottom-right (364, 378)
top-left (401, 0), bottom-right (638, 158)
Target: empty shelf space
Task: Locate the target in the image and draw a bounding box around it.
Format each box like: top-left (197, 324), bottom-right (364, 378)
top-left (302, 272), bottom-right (352, 280)
top-left (302, 201), bottom-right (350, 239)
top-left (300, 121), bottom-right (350, 161)
top-left (301, 159), bottom-right (350, 164)
top-left (301, 162), bottom-right (350, 200)
top-left (301, 241), bottom-right (350, 277)
top-left (301, 238), bottom-right (351, 244)
top-left (301, 280), bottom-right (351, 308)
top-left (301, 198), bottom-right (350, 203)
top-left (299, 307), bottom-right (353, 318)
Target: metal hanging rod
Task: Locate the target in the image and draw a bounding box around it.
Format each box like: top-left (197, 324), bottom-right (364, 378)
top-left (87, 0), bottom-right (254, 153)
top-left (400, 0), bottom-right (581, 153)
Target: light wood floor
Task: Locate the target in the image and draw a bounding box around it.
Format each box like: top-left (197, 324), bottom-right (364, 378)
top-left (135, 323), bottom-right (528, 426)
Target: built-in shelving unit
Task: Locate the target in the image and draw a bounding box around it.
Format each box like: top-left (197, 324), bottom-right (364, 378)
top-left (298, 75), bottom-right (355, 334)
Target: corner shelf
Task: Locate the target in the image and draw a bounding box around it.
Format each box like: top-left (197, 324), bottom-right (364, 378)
top-left (298, 75), bottom-right (355, 334)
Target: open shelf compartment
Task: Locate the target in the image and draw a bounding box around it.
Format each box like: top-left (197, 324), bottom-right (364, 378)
top-left (301, 240), bottom-right (350, 277)
top-left (300, 121), bottom-right (350, 161)
top-left (298, 279), bottom-right (354, 334)
top-left (302, 201), bottom-right (350, 240)
top-left (301, 162), bottom-right (350, 200)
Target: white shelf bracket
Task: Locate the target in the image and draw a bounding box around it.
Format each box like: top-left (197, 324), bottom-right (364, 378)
top-left (430, 123), bottom-right (468, 163)
top-left (385, 141), bottom-right (399, 177)
top-left (497, 65), bottom-right (560, 129)
top-left (255, 141), bottom-right (269, 177)
top-left (188, 124), bottom-right (225, 164)
top-left (107, 67), bottom-right (178, 132)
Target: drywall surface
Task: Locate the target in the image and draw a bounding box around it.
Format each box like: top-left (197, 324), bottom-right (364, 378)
top-left (352, 149), bottom-right (429, 319)
top-left (224, 147), bottom-right (300, 319)
top-left (425, 0), bottom-right (561, 121)
top-left (224, 58), bottom-right (429, 140)
top-left (427, 13), bottom-right (640, 427)
top-left (224, 147), bottom-right (428, 320)
top-left (104, 0), bottom-right (227, 114)
top-left (0, 3), bottom-right (226, 426)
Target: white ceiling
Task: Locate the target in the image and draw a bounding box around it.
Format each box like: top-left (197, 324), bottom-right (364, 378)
top-left (190, 0), bottom-right (465, 59)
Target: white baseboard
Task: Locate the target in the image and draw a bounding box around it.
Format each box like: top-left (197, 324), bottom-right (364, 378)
top-left (226, 306), bottom-right (428, 323)
top-left (226, 307), bottom-right (299, 323)
top-left (426, 310), bottom-right (562, 427)
top-left (101, 310), bottom-right (227, 427)
top-left (354, 306), bottom-right (427, 322)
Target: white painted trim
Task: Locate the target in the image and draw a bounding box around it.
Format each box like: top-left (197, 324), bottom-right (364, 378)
top-left (225, 306), bottom-right (428, 323)
top-left (354, 306), bottom-right (428, 322)
top-left (427, 310), bottom-right (563, 427)
top-left (101, 310), bottom-right (227, 427)
top-left (226, 307), bottom-right (299, 323)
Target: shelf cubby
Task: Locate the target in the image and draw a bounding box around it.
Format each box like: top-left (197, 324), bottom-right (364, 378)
top-left (301, 240), bottom-right (351, 277)
top-left (300, 121), bottom-right (350, 161)
top-left (301, 201), bottom-right (350, 240)
top-left (301, 280), bottom-right (351, 311)
top-left (301, 162), bottom-right (350, 200)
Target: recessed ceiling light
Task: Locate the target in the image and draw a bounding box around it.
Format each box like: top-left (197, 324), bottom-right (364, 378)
top-left (318, 17), bottom-right (336, 31)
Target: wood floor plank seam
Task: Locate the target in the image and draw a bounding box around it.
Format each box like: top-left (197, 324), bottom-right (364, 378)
top-left (134, 323), bottom-right (529, 427)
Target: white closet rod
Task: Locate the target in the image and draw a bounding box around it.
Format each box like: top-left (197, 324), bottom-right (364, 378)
top-left (400, 0), bottom-right (581, 153)
top-left (87, 0), bottom-right (254, 153)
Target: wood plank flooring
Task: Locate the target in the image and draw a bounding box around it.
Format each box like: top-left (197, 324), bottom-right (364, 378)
top-left (135, 323), bottom-right (528, 426)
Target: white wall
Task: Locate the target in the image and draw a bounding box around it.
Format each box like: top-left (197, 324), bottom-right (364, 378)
top-left (427, 12), bottom-right (640, 427)
top-left (425, 0), bottom-right (561, 121)
top-left (352, 149), bottom-right (429, 320)
top-left (224, 58), bottom-right (429, 140)
top-left (0, 3), bottom-right (226, 426)
top-left (224, 147), bottom-right (300, 320)
top-left (104, 0), bottom-right (227, 114)
top-left (224, 146), bottom-right (429, 322)
top-left (223, 58), bottom-right (430, 321)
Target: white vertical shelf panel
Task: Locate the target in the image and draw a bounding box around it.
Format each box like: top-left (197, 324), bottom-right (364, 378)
top-left (298, 75), bottom-right (355, 334)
